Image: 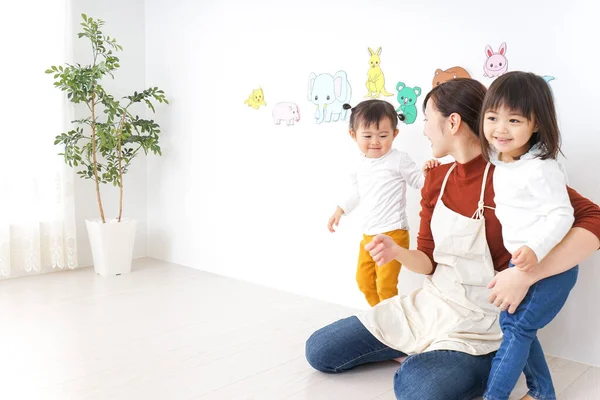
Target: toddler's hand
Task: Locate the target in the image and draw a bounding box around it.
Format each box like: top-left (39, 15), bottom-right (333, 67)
top-left (511, 246), bottom-right (538, 271)
top-left (364, 234), bottom-right (398, 266)
top-left (327, 207), bottom-right (344, 233)
top-left (423, 159), bottom-right (441, 176)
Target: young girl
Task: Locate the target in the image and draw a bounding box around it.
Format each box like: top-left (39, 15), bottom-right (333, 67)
top-left (327, 99), bottom-right (437, 306)
top-left (481, 72), bottom-right (577, 400)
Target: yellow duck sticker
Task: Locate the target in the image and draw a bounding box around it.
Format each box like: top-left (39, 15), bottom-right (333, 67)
top-left (244, 88), bottom-right (267, 109)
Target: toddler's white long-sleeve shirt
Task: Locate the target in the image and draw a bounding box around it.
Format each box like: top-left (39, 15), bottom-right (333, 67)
top-left (339, 148), bottom-right (424, 235)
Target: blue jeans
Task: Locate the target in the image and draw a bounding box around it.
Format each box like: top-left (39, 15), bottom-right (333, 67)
top-left (484, 265), bottom-right (579, 400)
top-left (306, 316), bottom-right (495, 399)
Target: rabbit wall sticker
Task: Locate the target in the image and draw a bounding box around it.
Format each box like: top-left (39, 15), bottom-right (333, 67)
top-left (483, 42), bottom-right (508, 78)
top-left (365, 47), bottom-right (394, 98)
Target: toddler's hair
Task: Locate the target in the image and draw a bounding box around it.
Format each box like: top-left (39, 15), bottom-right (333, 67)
top-left (343, 100), bottom-right (405, 132)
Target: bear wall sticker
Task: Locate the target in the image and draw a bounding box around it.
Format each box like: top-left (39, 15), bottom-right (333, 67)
top-left (483, 42), bottom-right (508, 78)
top-left (432, 66), bottom-right (472, 88)
top-left (396, 82), bottom-right (422, 125)
top-left (365, 47), bottom-right (394, 98)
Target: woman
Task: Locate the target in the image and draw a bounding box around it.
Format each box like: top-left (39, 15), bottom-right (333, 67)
top-left (305, 78), bottom-right (600, 399)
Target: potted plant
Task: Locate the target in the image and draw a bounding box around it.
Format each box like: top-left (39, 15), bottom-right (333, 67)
top-left (46, 14), bottom-right (168, 276)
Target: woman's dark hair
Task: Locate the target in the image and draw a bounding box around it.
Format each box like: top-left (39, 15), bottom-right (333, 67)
top-left (343, 100), bottom-right (404, 132)
top-left (422, 78), bottom-right (487, 136)
top-left (480, 71), bottom-right (560, 160)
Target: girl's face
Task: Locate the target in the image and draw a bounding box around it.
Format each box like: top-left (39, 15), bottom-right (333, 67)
top-left (423, 99), bottom-right (451, 158)
top-left (483, 105), bottom-right (538, 162)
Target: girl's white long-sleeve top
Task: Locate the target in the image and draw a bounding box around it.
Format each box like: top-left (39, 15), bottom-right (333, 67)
top-left (491, 145), bottom-right (574, 261)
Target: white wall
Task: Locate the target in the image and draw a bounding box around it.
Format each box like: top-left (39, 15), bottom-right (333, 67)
top-left (144, 0), bottom-right (196, 268)
top-left (145, 0), bottom-right (600, 365)
top-left (70, 0), bottom-right (148, 267)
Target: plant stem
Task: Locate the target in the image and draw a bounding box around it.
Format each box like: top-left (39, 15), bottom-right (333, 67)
top-left (90, 88), bottom-right (106, 223)
top-left (116, 110), bottom-right (127, 222)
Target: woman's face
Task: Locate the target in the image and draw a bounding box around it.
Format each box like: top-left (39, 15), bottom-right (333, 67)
top-left (423, 99), bottom-right (451, 158)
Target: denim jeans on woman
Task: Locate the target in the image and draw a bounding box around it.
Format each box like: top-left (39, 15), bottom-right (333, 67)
top-left (305, 316), bottom-right (494, 399)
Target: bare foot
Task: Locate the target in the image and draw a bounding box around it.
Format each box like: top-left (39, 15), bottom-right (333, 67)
top-left (520, 394), bottom-right (535, 400)
top-left (394, 356), bottom-right (407, 363)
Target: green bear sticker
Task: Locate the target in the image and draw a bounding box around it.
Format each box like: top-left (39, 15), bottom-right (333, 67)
top-left (396, 82), bottom-right (422, 125)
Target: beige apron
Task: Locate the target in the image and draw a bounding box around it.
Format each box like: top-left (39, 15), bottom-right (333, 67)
top-left (357, 162), bottom-right (503, 356)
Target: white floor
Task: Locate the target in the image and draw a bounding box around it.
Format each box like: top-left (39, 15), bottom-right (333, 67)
top-left (0, 259), bottom-right (596, 400)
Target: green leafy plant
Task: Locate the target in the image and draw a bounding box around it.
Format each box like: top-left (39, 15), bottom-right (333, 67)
top-left (46, 14), bottom-right (168, 223)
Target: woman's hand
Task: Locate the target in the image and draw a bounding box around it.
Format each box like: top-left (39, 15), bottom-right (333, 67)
top-left (487, 267), bottom-right (535, 314)
top-left (365, 234), bottom-right (399, 266)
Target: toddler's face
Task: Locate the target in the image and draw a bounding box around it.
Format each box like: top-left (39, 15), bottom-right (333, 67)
top-left (351, 117), bottom-right (398, 159)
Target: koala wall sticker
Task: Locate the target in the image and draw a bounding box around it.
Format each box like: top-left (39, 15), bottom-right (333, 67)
top-left (395, 82), bottom-right (422, 125)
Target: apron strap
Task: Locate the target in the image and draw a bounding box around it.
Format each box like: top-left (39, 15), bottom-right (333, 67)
top-left (438, 163), bottom-right (457, 199)
top-left (439, 162), bottom-right (495, 220)
top-left (472, 162), bottom-right (494, 219)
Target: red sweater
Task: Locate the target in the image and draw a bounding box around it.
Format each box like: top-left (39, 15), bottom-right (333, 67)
top-left (417, 155), bottom-right (600, 272)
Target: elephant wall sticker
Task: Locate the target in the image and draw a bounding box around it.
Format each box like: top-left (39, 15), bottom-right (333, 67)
top-left (307, 70), bottom-right (352, 124)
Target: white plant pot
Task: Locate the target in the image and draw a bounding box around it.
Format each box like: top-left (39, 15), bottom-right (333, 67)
top-left (85, 218), bottom-right (137, 277)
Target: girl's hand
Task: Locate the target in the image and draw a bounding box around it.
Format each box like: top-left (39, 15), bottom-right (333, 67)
top-left (512, 246), bottom-right (538, 271)
top-left (364, 234), bottom-right (399, 266)
top-left (423, 159), bottom-right (441, 176)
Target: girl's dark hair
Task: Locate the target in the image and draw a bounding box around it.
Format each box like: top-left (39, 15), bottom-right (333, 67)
top-left (480, 71), bottom-right (560, 160)
top-left (343, 100), bottom-right (404, 132)
top-left (422, 78), bottom-right (487, 136)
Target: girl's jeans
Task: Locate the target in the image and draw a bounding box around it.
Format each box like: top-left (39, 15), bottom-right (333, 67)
top-left (484, 264), bottom-right (579, 400)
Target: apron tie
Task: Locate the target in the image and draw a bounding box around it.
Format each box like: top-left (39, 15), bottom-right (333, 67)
top-left (471, 163), bottom-right (494, 220)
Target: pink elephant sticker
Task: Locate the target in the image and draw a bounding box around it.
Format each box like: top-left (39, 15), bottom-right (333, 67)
top-left (272, 102), bottom-right (300, 126)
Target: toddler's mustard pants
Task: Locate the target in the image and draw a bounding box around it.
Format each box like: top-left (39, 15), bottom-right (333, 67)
top-left (356, 229), bottom-right (410, 307)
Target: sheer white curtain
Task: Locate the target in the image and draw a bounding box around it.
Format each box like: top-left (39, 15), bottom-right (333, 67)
top-left (0, 0), bottom-right (77, 278)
